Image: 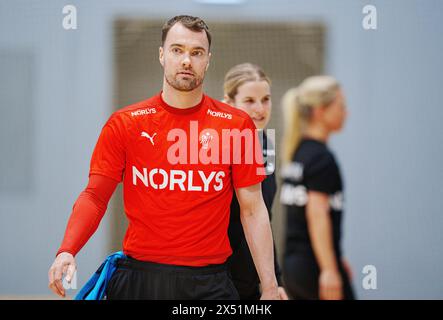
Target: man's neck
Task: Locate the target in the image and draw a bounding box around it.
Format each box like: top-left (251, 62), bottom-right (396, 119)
top-left (161, 81), bottom-right (203, 109)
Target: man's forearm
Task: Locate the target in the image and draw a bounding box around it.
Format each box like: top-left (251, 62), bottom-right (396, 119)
top-left (56, 174), bottom-right (118, 256)
top-left (240, 201), bottom-right (278, 290)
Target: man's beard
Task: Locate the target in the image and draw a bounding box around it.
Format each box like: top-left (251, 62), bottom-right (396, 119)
top-left (165, 70), bottom-right (204, 92)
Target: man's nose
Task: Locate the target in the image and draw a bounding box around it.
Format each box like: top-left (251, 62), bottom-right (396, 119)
top-left (181, 54), bottom-right (191, 68)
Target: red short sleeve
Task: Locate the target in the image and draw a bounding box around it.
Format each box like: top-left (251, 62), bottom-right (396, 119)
top-left (89, 114), bottom-right (126, 182)
top-left (231, 117), bottom-right (266, 189)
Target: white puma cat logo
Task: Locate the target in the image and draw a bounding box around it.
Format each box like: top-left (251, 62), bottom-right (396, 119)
top-left (141, 131), bottom-right (157, 145)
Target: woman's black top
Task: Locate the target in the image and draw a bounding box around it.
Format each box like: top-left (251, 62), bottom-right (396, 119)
top-left (280, 138), bottom-right (345, 259)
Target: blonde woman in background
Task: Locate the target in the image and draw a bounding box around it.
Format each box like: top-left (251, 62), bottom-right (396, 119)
top-left (280, 76), bottom-right (355, 300)
top-left (224, 63), bottom-right (288, 300)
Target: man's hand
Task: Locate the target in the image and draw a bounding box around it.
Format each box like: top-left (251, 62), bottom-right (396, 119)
top-left (260, 284), bottom-right (280, 300)
top-left (319, 269), bottom-right (343, 300)
top-left (48, 252), bottom-right (77, 297)
top-left (278, 286), bottom-right (289, 300)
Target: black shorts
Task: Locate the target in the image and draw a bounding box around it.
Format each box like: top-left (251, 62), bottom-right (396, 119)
top-left (105, 256), bottom-right (240, 300)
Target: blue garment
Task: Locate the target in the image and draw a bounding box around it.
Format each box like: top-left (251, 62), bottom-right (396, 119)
top-left (75, 251), bottom-right (126, 300)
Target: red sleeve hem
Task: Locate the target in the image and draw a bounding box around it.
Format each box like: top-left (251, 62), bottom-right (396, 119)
top-left (55, 248), bottom-right (77, 258)
top-left (233, 174), bottom-right (266, 189)
top-left (89, 169), bottom-right (122, 183)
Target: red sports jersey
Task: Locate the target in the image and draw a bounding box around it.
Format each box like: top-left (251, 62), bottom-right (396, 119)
top-left (89, 92), bottom-right (265, 266)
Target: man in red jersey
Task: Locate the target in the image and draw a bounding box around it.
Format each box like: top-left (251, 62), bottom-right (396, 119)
top-left (48, 15), bottom-right (279, 300)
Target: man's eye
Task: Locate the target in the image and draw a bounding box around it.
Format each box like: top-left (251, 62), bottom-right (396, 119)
top-left (262, 97), bottom-right (270, 103)
top-left (172, 48), bottom-right (182, 54)
top-left (192, 51), bottom-right (203, 56)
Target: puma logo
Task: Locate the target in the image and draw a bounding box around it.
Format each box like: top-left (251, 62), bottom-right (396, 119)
top-left (141, 131), bottom-right (157, 145)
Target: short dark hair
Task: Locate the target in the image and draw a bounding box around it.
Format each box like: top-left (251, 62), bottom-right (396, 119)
top-left (161, 15), bottom-right (211, 49)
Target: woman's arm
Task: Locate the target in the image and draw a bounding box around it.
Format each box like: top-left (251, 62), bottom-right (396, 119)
top-left (306, 190), bottom-right (343, 300)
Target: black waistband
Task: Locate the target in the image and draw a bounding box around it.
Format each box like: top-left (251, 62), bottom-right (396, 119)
top-left (116, 256), bottom-right (227, 275)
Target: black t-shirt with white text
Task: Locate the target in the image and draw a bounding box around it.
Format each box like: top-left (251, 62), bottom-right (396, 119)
top-left (280, 138), bottom-right (345, 259)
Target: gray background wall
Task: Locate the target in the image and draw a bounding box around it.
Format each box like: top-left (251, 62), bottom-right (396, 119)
top-left (0, 0), bottom-right (442, 299)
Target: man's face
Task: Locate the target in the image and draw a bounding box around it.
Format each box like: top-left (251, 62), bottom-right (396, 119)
top-left (159, 23), bottom-right (211, 92)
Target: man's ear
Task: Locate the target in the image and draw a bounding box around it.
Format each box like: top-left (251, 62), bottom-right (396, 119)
top-left (206, 52), bottom-right (211, 71)
top-left (159, 46), bottom-right (164, 67)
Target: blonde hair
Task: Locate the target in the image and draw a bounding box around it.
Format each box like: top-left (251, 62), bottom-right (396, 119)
top-left (223, 63), bottom-right (271, 101)
top-left (281, 75), bottom-right (340, 165)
